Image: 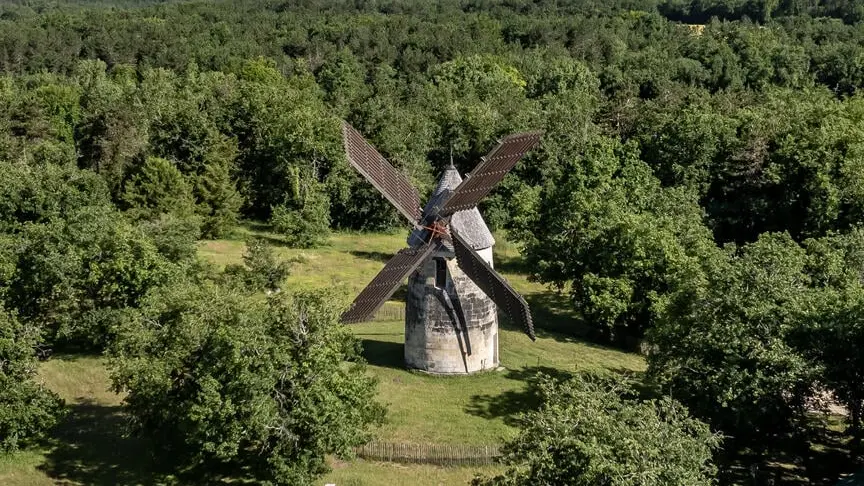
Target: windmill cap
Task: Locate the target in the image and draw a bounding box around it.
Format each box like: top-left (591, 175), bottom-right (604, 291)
top-left (407, 165), bottom-right (496, 250)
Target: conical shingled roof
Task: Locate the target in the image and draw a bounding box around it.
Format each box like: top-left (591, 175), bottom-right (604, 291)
top-left (407, 165), bottom-right (496, 250)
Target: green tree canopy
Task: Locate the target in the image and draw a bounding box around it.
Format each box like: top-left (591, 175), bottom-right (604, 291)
top-left (513, 137), bottom-right (717, 343)
top-left (474, 372), bottom-right (720, 486)
top-left (121, 156), bottom-right (198, 222)
top-left (647, 232), bottom-right (817, 448)
top-left (109, 284), bottom-right (385, 485)
top-left (0, 305), bottom-right (65, 453)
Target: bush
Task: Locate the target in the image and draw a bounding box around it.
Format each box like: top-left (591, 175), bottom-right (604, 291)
top-left (6, 206), bottom-right (181, 348)
top-left (195, 159), bottom-right (243, 239)
top-left (109, 284), bottom-right (384, 485)
top-left (0, 160), bottom-right (111, 233)
top-left (473, 372), bottom-right (719, 486)
top-left (270, 188), bottom-right (330, 249)
top-left (136, 212), bottom-right (201, 263)
top-left (121, 156), bottom-right (197, 222)
top-left (224, 238), bottom-right (293, 292)
top-left (0, 306), bottom-right (65, 453)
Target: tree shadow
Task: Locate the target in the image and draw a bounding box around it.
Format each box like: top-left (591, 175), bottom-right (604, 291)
top-left (358, 338), bottom-right (405, 370)
top-left (836, 469), bottom-right (864, 485)
top-left (244, 221), bottom-right (271, 233)
top-left (496, 305), bottom-right (591, 348)
top-left (718, 414), bottom-right (862, 486)
top-left (39, 400), bottom-right (166, 485)
top-left (803, 425), bottom-right (860, 486)
top-left (609, 367), bottom-right (656, 400)
top-left (246, 233), bottom-right (293, 248)
top-left (349, 250), bottom-right (394, 263)
top-left (492, 252), bottom-right (532, 275)
top-left (391, 286), bottom-right (407, 303)
top-left (522, 292), bottom-right (589, 340)
top-left (464, 366), bottom-right (574, 427)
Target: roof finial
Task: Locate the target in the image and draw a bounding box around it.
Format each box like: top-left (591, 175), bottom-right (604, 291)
top-left (449, 145), bottom-right (455, 168)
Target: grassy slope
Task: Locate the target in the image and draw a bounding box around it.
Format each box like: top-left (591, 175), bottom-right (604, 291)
top-left (349, 321), bottom-right (642, 445)
top-left (0, 356), bottom-right (161, 486)
top-left (201, 228), bottom-right (643, 444)
top-left (1, 230), bottom-right (645, 486)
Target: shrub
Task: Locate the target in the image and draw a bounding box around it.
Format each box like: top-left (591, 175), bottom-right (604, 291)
top-left (224, 238), bottom-right (292, 292)
top-left (0, 306), bottom-right (65, 453)
top-left (121, 156), bottom-right (197, 222)
top-left (270, 188), bottom-right (330, 249)
top-left (7, 206), bottom-right (180, 348)
top-left (109, 285), bottom-right (384, 485)
top-left (473, 372), bottom-right (719, 486)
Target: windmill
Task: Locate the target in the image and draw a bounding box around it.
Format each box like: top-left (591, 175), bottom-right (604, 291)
top-left (340, 122), bottom-right (542, 374)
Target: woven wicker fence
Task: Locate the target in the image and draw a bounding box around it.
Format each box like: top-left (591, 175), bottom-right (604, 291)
top-left (354, 441), bottom-right (502, 466)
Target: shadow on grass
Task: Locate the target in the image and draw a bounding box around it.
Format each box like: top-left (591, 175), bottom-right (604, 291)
top-left (801, 425), bottom-right (859, 486)
top-left (359, 338), bottom-right (405, 369)
top-left (609, 367), bottom-right (655, 400)
top-left (244, 221), bottom-right (271, 233)
top-left (715, 413), bottom-right (862, 486)
top-left (521, 292), bottom-right (589, 341)
top-left (39, 400), bottom-right (164, 485)
top-left (349, 250), bottom-right (394, 263)
top-left (492, 252), bottom-right (533, 275)
top-left (390, 286), bottom-right (407, 303)
top-left (464, 366), bottom-right (574, 427)
top-left (247, 233), bottom-right (292, 248)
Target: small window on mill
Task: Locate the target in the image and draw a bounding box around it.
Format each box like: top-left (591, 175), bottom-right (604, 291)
top-left (434, 258), bottom-right (447, 289)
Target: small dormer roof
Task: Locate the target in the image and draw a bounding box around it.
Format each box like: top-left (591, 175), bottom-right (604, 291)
top-left (407, 165), bottom-right (495, 250)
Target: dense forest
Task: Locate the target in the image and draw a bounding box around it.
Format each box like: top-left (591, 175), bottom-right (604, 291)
top-left (2, 0), bottom-right (864, 484)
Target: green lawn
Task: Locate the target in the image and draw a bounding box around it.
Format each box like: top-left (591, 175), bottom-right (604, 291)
top-left (1, 230), bottom-right (645, 485)
top-left (351, 320), bottom-right (642, 446)
top-left (0, 355), bottom-right (162, 486)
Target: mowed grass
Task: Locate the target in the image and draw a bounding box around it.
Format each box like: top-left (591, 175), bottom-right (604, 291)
top-left (352, 320), bottom-right (642, 445)
top-left (1, 230), bottom-right (644, 486)
top-left (199, 228), bottom-right (411, 294)
top-left (199, 228), bottom-right (642, 444)
top-left (0, 356), bottom-right (163, 486)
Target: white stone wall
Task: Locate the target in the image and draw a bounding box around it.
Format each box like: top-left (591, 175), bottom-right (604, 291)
top-left (404, 247), bottom-right (499, 374)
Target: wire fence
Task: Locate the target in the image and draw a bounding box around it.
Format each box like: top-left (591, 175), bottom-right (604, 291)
top-left (354, 441), bottom-right (502, 466)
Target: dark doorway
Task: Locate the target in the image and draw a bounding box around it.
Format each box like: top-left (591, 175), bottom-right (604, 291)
top-left (434, 257), bottom-right (447, 289)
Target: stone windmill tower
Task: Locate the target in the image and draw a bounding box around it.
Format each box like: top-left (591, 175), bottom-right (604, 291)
top-left (340, 122), bottom-right (542, 374)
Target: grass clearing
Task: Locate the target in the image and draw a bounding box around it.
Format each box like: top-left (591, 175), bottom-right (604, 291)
top-left (354, 320), bottom-right (643, 445)
top-left (2, 230), bottom-right (644, 485)
top-left (0, 355), bottom-right (161, 486)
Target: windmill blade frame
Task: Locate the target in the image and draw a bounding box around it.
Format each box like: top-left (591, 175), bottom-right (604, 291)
top-left (451, 229), bottom-right (536, 341)
top-left (341, 241), bottom-right (437, 324)
top-left (342, 122), bottom-right (423, 224)
top-left (441, 131), bottom-right (543, 215)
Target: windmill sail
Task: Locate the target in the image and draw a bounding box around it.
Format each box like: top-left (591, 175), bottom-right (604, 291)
top-left (451, 229), bottom-right (536, 341)
top-left (441, 131), bottom-right (543, 215)
top-left (342, 122), bottom-right (423, 223)
top-left (341, 242), bottom-right (437, 323)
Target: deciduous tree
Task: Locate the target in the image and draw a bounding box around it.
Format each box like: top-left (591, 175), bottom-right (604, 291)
top-left (473, 372), bottom-right (719, 486)
top-left (109, 284), bottom-right (384, 485)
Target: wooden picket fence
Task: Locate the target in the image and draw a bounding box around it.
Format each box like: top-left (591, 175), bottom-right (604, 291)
top-left (353, 441), bottom-right (502, 466)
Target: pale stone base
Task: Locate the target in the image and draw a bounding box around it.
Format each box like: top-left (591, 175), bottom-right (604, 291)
top-left (404, 247), bottom-right (499, 375)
